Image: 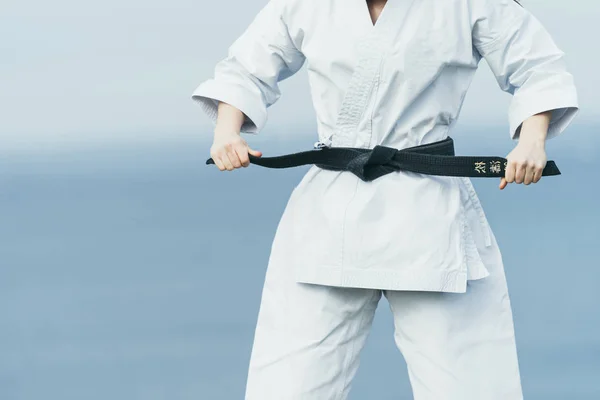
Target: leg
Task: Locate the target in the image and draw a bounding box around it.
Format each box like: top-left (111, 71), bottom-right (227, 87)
top-left (384, 227), bottom-right (523, 400)
top-left (245, 231), bottom-right (381, 399)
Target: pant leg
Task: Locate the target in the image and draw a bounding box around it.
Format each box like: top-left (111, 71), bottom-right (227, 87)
top-left (245, 234), bottom-right (382, 399)
top-left (384, 226), bottom-right (523, 400)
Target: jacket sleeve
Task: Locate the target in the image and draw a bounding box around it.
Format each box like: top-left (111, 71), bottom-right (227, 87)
top-left (191, 0), bottom-right (306, 134)
top-left (471, 0), bottom-right (579, 140)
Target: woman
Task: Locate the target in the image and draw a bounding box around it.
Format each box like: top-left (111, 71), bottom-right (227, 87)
top-left (192, 0), bottom-right (578, 398)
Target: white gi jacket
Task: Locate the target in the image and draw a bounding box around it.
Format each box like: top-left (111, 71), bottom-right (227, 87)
top-left (192, 0), bottom-right (579, 292)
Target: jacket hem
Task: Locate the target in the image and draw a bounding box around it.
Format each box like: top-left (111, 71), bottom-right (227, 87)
top-left (293, 264), bottom-right (474, 293)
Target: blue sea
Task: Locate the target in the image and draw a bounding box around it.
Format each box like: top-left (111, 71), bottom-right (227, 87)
top-left (1, 126), bottom-right (599, 399)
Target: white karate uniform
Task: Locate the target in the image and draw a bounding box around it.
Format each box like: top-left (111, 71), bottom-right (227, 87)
top-left (246, 196), bottom-right (522, 399)
top-left (192, 0), bottom-right (579, 398)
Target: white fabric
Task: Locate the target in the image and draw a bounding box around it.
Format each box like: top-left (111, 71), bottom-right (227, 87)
top-left (192, 0), bottom-right (579, 292)
top-left (245, 195), bottom-right (522, 399)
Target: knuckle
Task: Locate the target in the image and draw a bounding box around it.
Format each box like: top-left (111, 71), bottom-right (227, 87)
top-left (238, 144), bottom-right (249, 155)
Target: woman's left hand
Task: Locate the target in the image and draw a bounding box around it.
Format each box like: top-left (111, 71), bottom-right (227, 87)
top-left (500, 111), bottom-right (552, 190)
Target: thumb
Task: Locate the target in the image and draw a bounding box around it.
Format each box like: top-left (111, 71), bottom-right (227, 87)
top-left (499, 177), bottom-right (507, 190)
top-left (248, 147), bottom-right (262, 157)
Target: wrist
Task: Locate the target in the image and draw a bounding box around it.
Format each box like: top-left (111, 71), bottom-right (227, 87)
top-left (518, 129), bottom-right (546, 147)
top-left (214, 126), bottom-right (241, 137)
top-left (519, 111), bottom-right (551, 146)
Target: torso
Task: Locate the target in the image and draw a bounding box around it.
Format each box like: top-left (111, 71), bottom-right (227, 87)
top-left (275, 0), bottom-right (492, 292)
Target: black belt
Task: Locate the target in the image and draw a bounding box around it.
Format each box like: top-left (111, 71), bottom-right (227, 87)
top-left (205, 137), bottom-right (560, 182)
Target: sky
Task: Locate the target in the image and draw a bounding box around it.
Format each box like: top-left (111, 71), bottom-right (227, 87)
top-left (1, 0), bottom-right (599, 152)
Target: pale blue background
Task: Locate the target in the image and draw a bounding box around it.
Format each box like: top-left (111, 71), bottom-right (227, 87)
top-left (1, 0), bottom-right (599, 399)
top-left (1, 127), bottom-right (599, 399)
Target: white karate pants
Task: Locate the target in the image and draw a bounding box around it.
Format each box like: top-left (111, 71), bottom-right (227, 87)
top-left (245, 225), bottom-right (523, 399)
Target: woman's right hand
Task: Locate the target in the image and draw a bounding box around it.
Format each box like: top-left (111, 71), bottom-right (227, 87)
top-left (210, 131), bottom-right (262, 171)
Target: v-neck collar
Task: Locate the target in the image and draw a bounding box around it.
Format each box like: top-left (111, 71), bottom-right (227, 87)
top-left (360, 0), bottom-right (391, 29)
top-left (356, 0), bottom-right (418, 36)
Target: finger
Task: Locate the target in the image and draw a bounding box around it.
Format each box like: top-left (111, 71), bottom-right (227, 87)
top-left (221, 152), bottom-right (235, 171)
top-left (235, 144), bottom-right (250, 167)
top-left (504, 161), bottom-right (516, 183)
top-left (514, 163), bottom-right (526, 184)
top-left (213, 156), bottom-right (226, 171)
top-left (248, 147), bottom-right (262, 157)
top-left (499, 177), bottom-right (508, 190)
top-left (209, 149), bottom-right (225, 171)
top-left (532, 164), bottom-right (544, 183)
top-left (524, 164), bottom-right (535, 185)
top-left (226, 147), bottom-right (242, 169)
